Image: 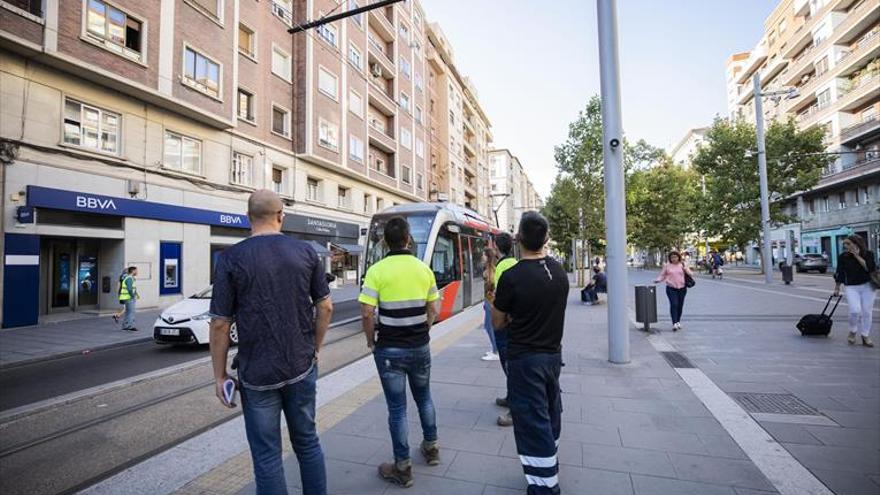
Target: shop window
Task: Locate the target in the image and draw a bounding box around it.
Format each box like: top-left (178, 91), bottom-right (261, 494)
top-left (63, 98), bottom-right (120, 154)
top-left (231, 152), bottom-right (254, 186)
top-left (183, 45), bottom-right (221, 98)
top-left (431, 225), bottom-right (460, 288)
top-left (85, 0), bottom-right (144, 61)
top-left (160, 242), bottom-right (182, 295)
top-left (163, 131), bottom-right (202, 174)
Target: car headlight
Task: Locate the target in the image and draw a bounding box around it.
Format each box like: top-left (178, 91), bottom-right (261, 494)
top-left (192, 312), bottom-right (212, 321)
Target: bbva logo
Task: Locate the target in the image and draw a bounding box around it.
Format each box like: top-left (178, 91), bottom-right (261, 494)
top-left (220, 215), bottom-right (243, 225)
top-left (76, 195), bottom-right (117, 210)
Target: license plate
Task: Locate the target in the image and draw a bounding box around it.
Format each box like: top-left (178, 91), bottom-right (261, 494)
top-left (159, 328), bottom-right (179, 336)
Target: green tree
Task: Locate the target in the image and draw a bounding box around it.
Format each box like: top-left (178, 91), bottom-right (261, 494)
top-left (626, 157), bottom-right (700, 255)
top-left (542, 176), bottom-right (580, 255)
top-left (691, 117), bottom-right (829, 255)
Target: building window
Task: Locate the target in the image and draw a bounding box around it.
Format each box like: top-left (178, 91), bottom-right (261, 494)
top-left (85, 0), bottom-right (144, 61)
top-left (415, 105), bottom-right (423, 124)
top-left (238, 24), bottom-right (255, 58)
top-left (163, 131), bottom-right (201, 174)
top-left (63, 98), bottom-right (121, 154)
top-left (349, 134), bottom-right (365, 162)
top-left (401, 128), bottom-right (412, 149)
top-left (317, 22), bottom-right (337, 47)
top-left (231, 152), bottom-right (254, 186)
top-left (377, 198), bottom-right (385, 211)
top-left (272, 166), bottom-right (286, 194)
top-left (820, 196), bottom-right (830, 212)
top-left (399, 23), bottom-right (409, 42)
top-left (417, 173), bottom-right (424, 190)
top-left (183, 46), bottom-right (221, 98)
top-left (272, 0), bottom-right (292, 24)
top-left (415, 138), bottom-right (424, 158)
top-left (402, 165), bottom-right (411, 184)
top-left (363, 193), bottom-right (372, 214)
top-left (271, 45), bottom-right (291, 80)
top-left (814, 56), bottom-right (828, 76)
top-left (348, 44), bottom-right (363, 70)
top-left (400, 92), bottom-right (410, 113)
top-left (862, 187), bottom-right (872, 203)
top-left (349, 90), bottom-right (364, 118)
top-left (449, 110), bottom-right (455, 125)
top-left (413, 11), bottom-right (422, 29)
top-left (415, 72), bottom-right (423, 92)
top-left (838, 192), bottom-right (847, 209)
top-left (307, 177), bottom-right (321, 202)
top-left (338, 186), bottom-right (350, 209)
top-left (237, 88), bottom-right (254, 121)
top-left (318, 67), bottom-right (338, 100)
top-left (272, 105), bottom-right (290, 136)
top-left (400, 58), bottom-right (411, 79)
top-left (318, 119), bottom-right (339, 151)
top-left (349, 0), bottom-right (363, 27)
top-left (817, 89), bottom-right (831, 109)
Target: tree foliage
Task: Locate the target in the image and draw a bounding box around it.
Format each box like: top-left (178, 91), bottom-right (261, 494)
top-left (626, 157), bottom-right (700, 252)
top-left (691, 118), bottom-right (829, 251)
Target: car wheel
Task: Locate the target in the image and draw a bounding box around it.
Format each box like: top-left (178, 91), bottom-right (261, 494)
top-left (229, 323), bottom-right (239, 346)
top-left (818, 268), bottom-right (827, 274)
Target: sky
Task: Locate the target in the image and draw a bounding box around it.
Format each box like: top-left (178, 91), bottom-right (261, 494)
top-left (422, 0), bottom-right (779, 197)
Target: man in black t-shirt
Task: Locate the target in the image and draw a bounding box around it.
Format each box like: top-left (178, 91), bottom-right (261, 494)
top-left (492, 212), bottom-right (569, 495)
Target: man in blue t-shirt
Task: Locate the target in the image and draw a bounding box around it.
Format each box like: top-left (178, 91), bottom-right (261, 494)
top-left (210, 190), bottom-right (333, 495)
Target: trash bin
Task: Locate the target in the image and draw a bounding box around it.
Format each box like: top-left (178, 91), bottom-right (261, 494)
top-left (635, 285), bottom-right (658, 332)
top-left (781, 265), bottom-right (794, 285)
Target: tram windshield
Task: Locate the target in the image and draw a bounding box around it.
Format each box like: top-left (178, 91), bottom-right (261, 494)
top-left (364, 213), bottom-right (435, 269)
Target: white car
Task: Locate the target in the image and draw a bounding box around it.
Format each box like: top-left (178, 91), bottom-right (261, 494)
top-left (152, 286), bottom-right (238, 346)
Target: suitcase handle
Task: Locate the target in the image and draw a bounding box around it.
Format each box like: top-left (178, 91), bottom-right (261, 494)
top-left (822, 294), bottom-right (843, 317)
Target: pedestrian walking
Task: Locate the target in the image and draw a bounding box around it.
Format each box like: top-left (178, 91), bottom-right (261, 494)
top-left (359, 216), bottom-right (441, 487)
top-left (112, 269), bottom-right (127, 324)
top-left (654, 251), bottom-right (693, 331)
top-left (209, 190), bottom-right (333, 495)
top-left (117, 266), bottom-right (139, 331)
top-left (492, 232), bottom-right (517, 427)
top-left (492, 212), bottom-right (569, 495)
top-left (481, 247), bottom-right (500, 361)
top-left (833, 234), bottom-right (876, 348)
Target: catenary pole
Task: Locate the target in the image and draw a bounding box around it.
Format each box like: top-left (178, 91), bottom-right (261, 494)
top-left (753, 73), bottom-right (773, 284)
top-left (597, 0), bottom-right (629, 364)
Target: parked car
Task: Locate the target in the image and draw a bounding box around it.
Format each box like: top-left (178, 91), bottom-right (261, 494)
top-left (794, 253), bottom-right (828, 274)
top-left (153, 286), bottom-right (238, 346)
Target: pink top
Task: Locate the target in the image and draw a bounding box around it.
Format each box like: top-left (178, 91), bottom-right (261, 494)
top-left (655, 262), bottom-right (689, 289)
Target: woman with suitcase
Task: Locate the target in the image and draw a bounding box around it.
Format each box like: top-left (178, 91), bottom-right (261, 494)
top-left (833, 235), bottom-right (877, 348)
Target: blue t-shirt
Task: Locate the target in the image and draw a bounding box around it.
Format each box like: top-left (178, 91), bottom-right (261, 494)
top-left (210, 233), bottom-right (330, 389)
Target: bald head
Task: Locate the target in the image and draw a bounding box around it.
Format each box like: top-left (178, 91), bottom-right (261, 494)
top-left (248, 189), bottom-right (284, 228)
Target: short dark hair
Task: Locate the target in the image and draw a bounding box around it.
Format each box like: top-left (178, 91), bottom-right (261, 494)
top-left (592, 266), bottom-right (601, 273)
top-left (127, 266), bottom-right (137, 274)
top-left (384, 216), bottom-right (410, 250)
top-left (495, 233), bottom-right (514, 257)
top-left (517, 211), bottom-right (549, 252)
top-left (668, 251), bottom-right (681, 262)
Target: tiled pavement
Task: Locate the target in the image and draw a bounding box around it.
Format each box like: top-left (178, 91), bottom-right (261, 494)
top-left (234, 289), bottom-right (784, 495)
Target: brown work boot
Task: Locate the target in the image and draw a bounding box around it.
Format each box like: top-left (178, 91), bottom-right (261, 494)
top-left (863, 336), bottom-right (875, 348)
top-left (497, 412), bottom-right (513, 427)
top-left (378, 460), bottom-right (413, 487)
top-left (421, 440), bottom-right (440, 466)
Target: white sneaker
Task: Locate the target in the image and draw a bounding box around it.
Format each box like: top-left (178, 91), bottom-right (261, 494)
top-left (481, 352), bottom-right (500, 361)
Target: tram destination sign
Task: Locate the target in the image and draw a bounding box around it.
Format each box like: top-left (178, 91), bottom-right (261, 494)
top-left (283, 214), bottom-right (359, 239)
top-left (26, 186), bottom-right (251, 229)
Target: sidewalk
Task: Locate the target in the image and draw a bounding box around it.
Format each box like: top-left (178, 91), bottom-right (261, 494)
top-left (222, 291), bottom-right (782, 495)
top-left (0, 285), bottom-right (360, 368)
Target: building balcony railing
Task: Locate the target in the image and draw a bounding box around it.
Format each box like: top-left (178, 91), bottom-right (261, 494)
top-left (837, 72), bottom-right (880, 111)
top-left (368, 37), bottom-right (395, 74)
top-left (840, 115), bottom-right (879, 144)
top-left (368, 9), bottom-right (395, 42)
top-left (833, 0), bottom-right (879, 45)
top-left (368, 122), bottom-right (396, 153)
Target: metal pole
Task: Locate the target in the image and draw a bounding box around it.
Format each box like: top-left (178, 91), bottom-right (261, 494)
top-left (597, 0), bottom-right (629, 364)
top-left (753, 73), bottom-right (773, 284)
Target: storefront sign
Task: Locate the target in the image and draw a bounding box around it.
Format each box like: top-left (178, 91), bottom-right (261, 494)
top-left (26, 186), bottom-right (250, 229)
top-left (283, 214), bottom-right (359, 240)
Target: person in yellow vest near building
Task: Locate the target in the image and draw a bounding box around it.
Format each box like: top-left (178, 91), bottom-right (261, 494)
top-left (492, 233), bottom-right (517, 427)
top-left (117, 266), bottom-right (139, 331)
top-left (359, 216), bottom-right (440, 488)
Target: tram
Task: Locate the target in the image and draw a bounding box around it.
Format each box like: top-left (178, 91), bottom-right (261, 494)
top-left (363, 202), bottom-right (501, 322)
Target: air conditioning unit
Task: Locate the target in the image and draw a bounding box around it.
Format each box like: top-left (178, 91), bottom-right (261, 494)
top-left (370, 63), bottom-right (383, 78)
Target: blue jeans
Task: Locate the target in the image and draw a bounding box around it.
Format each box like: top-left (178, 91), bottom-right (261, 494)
top-left (240, 365), bottom-right (326, 495)
top-left (122, 299), bottom-right (136, 329)
top-left (483, 301), bottom-right (498, 353)
top-left (508, 353), bottom-right (563, 495)
top-left (665, 286), bottom-right (687, 324)
top-left (373, 344), bottom-right (437, 462)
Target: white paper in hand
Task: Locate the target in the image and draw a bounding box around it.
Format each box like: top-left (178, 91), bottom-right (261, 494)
top-left (223, 378), bottom-right (237, 406)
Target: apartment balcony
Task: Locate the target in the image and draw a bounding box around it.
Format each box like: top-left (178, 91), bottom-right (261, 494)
top-left (835, 27), bottom-right (880, 76)
top-left (736, 45), bottom-right (768, 84)
top-left (796, 100), bottom-right (831, 128)
top-left (836, 71), bottom-right (880, 111)
top-left (368, 36), bottom-right (395, 77)
top-left (783, 4), bottom-right (832, 59)
top-left (368, 119), bottom-right (397, 154)
top-left (463, 139), bottom-right (476, 158)
top-left (368, 81), bottom-right (397, 116)
top-left (840, 115), bottom-right (880, 145)
top-left (761, 55), bottom-right (789, 87)
top-left (368, 9), bottom-right (395, 42)
top-left (833, 0), bottom-right (880, 45)
top-left (782, 43), bottom-right (819, 86)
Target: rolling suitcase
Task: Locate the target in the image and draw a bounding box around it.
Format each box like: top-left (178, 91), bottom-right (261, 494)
top-left (796, 295), bottom-right (841, 337)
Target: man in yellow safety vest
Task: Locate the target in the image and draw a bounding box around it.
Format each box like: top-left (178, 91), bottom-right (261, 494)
top-left (117, 266), bottom-right (139, 331)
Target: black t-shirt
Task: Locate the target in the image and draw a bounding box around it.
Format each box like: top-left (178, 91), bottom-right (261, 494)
top-left (494, 257), bottom-right (569, 358)
top-left (835, 251), bottom-right (876, 286)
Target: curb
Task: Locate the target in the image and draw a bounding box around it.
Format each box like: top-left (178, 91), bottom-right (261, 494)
top-left (0, 337), bottom-right (154, 371)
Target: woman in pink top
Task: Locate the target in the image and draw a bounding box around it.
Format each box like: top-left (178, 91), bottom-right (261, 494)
top-left (654, 251), bottom-right (693, 331)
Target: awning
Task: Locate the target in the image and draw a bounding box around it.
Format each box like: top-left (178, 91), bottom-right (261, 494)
top-left (305, 240), bottom-right (329, 255)
top-left (330, 243), bottom-right (364, 254)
